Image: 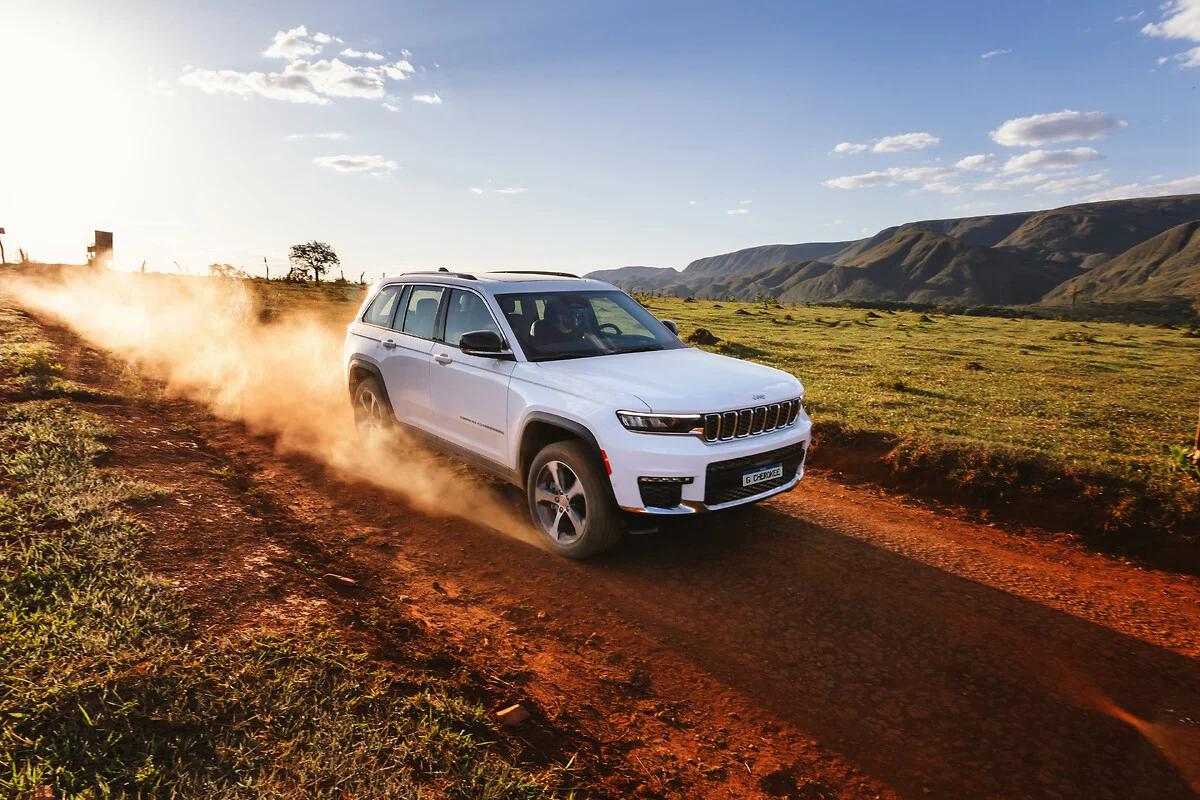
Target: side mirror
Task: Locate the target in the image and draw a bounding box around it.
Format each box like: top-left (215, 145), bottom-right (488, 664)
top-left (459, 329), bottom-right (507, 356)
top-left (661, 319), bottom-right (679, 336)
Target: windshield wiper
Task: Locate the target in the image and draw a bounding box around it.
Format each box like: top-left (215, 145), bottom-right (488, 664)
top-left (536, 352), bottom-right (597, 362)
top-left (618, 344), bottom-right (666, 354)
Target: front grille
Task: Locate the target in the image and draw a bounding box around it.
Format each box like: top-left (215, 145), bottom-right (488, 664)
top-left (704, 441), bottom-right (807, 506)
top-left (638, 479), bottom-right (684, 509)
top-left (703, 399), bottom-right (802, 442)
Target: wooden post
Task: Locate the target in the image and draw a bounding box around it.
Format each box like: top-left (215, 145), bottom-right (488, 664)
top-left (0, 227), bottom-right (6, 265)
top-left (264, 256), bottom-right (269, 280)
top-left (1194, 401), bottom-right (1199, 453)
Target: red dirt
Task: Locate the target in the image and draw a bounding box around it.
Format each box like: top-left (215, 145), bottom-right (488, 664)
top-left (28, 313), bottom-right (1200, 799)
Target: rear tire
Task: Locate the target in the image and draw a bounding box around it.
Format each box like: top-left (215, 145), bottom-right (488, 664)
top-left (352, 376), bottom-right (395, 446)
top-left (527, 440), bottom-right (624, 558)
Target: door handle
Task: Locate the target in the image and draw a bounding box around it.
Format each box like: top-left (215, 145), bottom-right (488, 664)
top-left (382, 339), bottom-right (397, 350)
top-left (434, 353), bottom-right (453, 365)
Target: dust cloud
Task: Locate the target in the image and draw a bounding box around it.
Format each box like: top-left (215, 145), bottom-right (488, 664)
top-left (8, 269), bottom-right (538, 545)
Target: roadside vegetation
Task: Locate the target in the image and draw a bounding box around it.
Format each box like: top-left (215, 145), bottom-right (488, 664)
top-left (0, 299), bottom-right (566, 799)
top-left (645, 296), bottom-right (1200, 552)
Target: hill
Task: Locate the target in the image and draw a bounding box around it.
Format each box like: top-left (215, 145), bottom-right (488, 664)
top-left (1042, 220), bottom-right (1200, 305)
top-left (680, 241), bottom-right (852, 279)
top-left (583, 194), bottom-right (1200, 310)
top-left (806, 228), bottom-right (1078, 305)
top-left (996, 195), bottom-right (1200, 270)
top-left (582, 265), bottom-right (681, 290)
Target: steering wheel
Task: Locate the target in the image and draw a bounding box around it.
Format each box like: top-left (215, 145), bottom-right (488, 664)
top-left (599, 322), bottom-right (622, 336)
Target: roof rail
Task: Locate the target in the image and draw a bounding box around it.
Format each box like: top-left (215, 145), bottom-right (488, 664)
top-left (489, 270), bottom-right (581, 279)
top-left (394, 270), bottom-right (477, 280)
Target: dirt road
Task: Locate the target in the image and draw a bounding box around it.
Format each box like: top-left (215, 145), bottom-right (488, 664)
top-left (33, 314), bottom-right (1200, 799)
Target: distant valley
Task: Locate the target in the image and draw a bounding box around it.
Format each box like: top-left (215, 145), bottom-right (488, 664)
top-left (586, 194), bottom-right (1200, 315)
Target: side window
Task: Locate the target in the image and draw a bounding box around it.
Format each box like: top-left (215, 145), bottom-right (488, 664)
top-left (388, 285), bottom-right (411, 329)
top-left (362, 285), bottom-right (404, 327)
top-left (444, 289), bottom-right (502, 346)
top-left (400, 286), bottom-right (444, 340)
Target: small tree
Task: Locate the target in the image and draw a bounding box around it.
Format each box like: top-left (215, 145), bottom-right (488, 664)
top-left (208, 263), bottom-right (249, 279)
top-left (288, 241), bottom-right (339, 284)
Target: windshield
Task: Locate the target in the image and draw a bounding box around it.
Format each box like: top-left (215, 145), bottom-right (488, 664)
top-left (495, 290), bottom-right (686, 362)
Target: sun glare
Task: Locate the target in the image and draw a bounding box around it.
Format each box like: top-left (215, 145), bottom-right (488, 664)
top-left (1, 10), bottom-right (149, 265)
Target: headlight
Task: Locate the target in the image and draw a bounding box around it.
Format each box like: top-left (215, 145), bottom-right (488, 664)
top-left (617, 411), bottom-right (703, 435)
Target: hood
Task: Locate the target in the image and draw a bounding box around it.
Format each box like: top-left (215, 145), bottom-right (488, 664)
top-left (532, 347), bottom-right (802, 413)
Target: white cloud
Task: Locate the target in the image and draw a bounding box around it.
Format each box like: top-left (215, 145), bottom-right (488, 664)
top-left (289, 59), bottom-right (389, 98)
top-left (980, 48), bottom-right (1012, 59)
top-left (1082, 173), bottom-right (1200, 201)
top-left (831, 132), bottom-right (939, 155)
top-left (286, 132), bottom-right (347, 140)
top-left (1157, 55), bottom-right (1171, 64)
top-left (149, 79), bottom-right (176, 97)
top-left (821, 220), bottom-right (843, 228)
top-left (181, 67), bottom-right (328, 104)
top-left (470, 186), bottom-right (528, 195)
top-left (263, 26), bottom-right (338, 59)
top-left (918, 181), bottom-right (964, 194)
top-left (990, 110), bottom-right (1126, 147)
top-left (833, 142), bottom-right (870, 154)
top-left (739, 199), bottom-right (752, 204)
top-left (1002, 147), bottom-right (1101, 173)
top-left (313, 154), bottom-right (398, 173)
top-left (383, 102), bottom-right (400, 112)
top-left (874, 132), bottom-right (940, 152)
top-left (384, 61), bottom-right (415, 79)
top-left (824, 166), bottom-right (956, 189)
top-left (1142, 0), bottom-right (1200, 66)
top-left (184, 29), bottom-right (421, 108)
top-left (1033, 172), bottom-right (1111, 194)
top-left (955, 153), bottom-right (998, 171)
top-left (412, 93), bottom-right (442, 104)
top-left (1115, 10), bottom-right (1146, 21)
top-left (726, 208), bottom-right (751, 215)
top-left (972, 173), bottom-right (1050, 191)
top-left (687, 200), bottom-right (697, 205)
top-left (341, 48), bottom-right (385, 61)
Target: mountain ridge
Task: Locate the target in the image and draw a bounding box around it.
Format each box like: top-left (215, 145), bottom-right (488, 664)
top-left (585, 194), bottom-right (1200, 309)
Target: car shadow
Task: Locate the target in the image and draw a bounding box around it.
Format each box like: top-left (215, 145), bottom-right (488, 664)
top-left (581, 504), bottom-right (1200, 799)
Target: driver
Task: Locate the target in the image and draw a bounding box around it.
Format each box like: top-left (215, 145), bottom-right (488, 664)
top-left (536, 298), bottom-right (586, 346)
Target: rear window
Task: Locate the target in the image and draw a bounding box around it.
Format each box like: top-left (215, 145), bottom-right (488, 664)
top-left (362, 285), bottom-right (404, 327)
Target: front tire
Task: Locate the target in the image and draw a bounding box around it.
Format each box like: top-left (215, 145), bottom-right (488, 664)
top-left (527, 440), bottom-right (624, 558)
top-left (352, 376), bottom-right (395, 446)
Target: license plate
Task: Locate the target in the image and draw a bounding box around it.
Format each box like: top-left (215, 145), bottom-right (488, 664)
top-left (742, 462), bottom-right (784, 488)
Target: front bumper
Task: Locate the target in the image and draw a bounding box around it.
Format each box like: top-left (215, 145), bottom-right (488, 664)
top-left (604, 408), bottom-right (812, 514)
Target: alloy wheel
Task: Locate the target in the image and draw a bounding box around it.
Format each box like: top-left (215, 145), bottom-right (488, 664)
top-left (533, 460), bottom-right (587, 543)
top-left (355, 386), bottom-right (386, 445)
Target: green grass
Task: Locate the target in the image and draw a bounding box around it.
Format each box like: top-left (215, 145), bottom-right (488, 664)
top-left (0, 303), bottom-right (567, 799)
top-left (656, 297), bottom-right (1200, 533)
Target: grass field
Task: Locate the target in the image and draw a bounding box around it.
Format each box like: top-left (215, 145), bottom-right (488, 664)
top-left (634, 296), bottom-right (1200, 531)
top-left (0, 298), bottom-right (567, 798)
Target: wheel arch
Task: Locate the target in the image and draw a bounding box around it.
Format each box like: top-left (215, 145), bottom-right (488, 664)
top-left (347, 358), bottom-right (393, 407)
top-left (517, 412), bottom-right (605, 487)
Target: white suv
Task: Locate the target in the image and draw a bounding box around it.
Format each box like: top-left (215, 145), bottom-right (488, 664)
top-left (344, 270), bottom-right (812, 558)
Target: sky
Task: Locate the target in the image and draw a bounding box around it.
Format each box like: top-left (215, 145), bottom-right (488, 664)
top-left (2, 0), bottom-right (1199, 278)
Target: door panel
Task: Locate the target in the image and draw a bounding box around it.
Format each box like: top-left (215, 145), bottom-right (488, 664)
top-left (428, 289), bottom-right (515, 465)
top-left (378, 285), bottom-right (444, 430)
